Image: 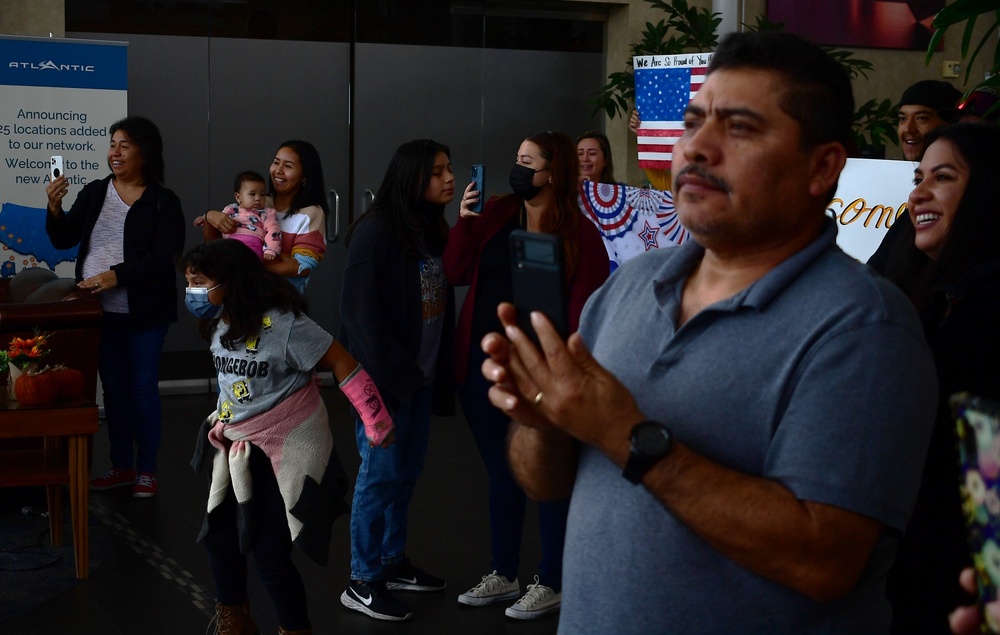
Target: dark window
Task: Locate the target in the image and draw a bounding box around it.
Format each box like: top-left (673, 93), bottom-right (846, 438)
top-left (66, 0), bottom-right (606, 52)
top-left (66, 0), bottom-right (353, 42)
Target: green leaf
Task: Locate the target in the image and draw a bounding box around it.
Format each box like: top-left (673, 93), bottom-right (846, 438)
top-left (933, 0), bottom-right (998, 29)
top-left (960, 14), bottom-right (978, 59)
top-left (926, 27), bottom-right (946, 66)
top-left (743, 16), bottom-right (784, 32)
top-left (964, 20), bottom-right (1000, 82)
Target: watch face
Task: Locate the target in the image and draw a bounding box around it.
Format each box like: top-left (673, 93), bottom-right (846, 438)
top-left (635, 422), bottom-right (671, 455)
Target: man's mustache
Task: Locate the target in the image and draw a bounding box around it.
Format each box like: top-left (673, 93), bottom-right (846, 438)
top-left (675, 164), bottom-right (731, 194)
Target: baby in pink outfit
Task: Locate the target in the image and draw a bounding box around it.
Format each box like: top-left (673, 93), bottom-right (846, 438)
top-left (195, 171), bottom-right (281, 261)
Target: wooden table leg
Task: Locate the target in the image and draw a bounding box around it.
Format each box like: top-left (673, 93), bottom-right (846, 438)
top-left (46, 483), bottom-right (63, 545)
top-left (68, 434), bottom-right (89, 579)
top-left (44, 437), bottom-right (64, 546)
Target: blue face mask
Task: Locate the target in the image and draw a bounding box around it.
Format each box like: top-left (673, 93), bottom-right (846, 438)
top-left (184, 284), bottom-right (223, 319)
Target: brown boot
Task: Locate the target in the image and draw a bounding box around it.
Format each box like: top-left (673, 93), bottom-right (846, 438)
top-left (277, 627), bottom-right (312, 635)
top-left (210, 601), bottom-right (259, 635)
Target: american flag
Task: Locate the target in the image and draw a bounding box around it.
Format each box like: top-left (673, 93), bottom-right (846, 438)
top-left (634, 53), bottom-right (713, 170)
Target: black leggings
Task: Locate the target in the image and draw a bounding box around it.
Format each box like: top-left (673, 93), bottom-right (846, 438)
top-left (203, 447), bottom-right (309, 630)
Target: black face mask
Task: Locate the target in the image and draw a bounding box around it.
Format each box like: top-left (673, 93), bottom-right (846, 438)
top-left (509, 163), bottom-right (546, 200)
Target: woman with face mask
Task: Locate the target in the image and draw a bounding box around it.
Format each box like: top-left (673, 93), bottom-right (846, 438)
top-left (443, 130), bottom-right (608, 620)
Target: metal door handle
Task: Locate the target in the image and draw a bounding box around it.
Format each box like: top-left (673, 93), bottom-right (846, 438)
top-left (327, 189), bottom-right (340, 242)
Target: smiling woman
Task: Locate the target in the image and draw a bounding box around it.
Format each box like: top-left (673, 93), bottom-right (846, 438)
top-left (886, 122), bottom-right (1000, 634)
top-left (908, 137), bottom-right (967, 259)
top-left (202, 140), bottom-right (328, 295)
top-left (42, 115), bottom-right (185, 500)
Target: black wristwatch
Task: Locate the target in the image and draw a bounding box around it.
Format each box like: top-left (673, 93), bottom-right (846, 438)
top-left (622, 420), bottom-right (673, 484)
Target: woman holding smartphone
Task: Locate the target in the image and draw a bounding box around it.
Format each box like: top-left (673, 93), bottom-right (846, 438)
top-left (44, 115), bottom-right (184, 499)
top-left (443, 130), bottom-right (608, 619)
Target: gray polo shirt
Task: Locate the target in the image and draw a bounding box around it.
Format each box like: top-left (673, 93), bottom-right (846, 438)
top-left (560, 218), bottom-right (937, 635)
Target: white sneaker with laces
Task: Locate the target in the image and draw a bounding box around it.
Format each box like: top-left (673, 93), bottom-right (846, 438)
top-left (457, 570), bottom-right (520, 606)
top-left (504, 576), bottom-right (561, 620)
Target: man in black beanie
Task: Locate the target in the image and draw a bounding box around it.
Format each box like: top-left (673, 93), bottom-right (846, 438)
top-left (868, 79), bottom-right (961, 277)
top-left (897, 79), bottom-right (961, 161)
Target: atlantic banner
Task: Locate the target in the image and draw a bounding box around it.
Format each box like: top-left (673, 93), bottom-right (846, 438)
top-left (0, 36), bottom-right (127, 278)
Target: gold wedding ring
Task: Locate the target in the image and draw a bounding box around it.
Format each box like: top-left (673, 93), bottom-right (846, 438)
top-left (533, 391), bottom-right (544, 405)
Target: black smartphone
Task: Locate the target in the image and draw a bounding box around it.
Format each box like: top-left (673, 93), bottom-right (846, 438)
top-left (50, 155), bottom-right (64, 180)
top-left (469, 164), bottom-right (485, 213)
top-left (510, 229), bottom-right (568, 346)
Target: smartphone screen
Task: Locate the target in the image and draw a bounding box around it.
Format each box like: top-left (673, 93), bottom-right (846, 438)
top-left (470, 164), bottom-right (484, 213)
top-left (510, 230), bottom-right (568, 346)
top-left (953, 392), bottom-right (1000, 634)
top-left (50, 155), bottom-right (64, 180)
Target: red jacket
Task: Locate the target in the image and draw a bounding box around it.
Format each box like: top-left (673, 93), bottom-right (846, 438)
top-left (443, 195), bottom-right (609, 383)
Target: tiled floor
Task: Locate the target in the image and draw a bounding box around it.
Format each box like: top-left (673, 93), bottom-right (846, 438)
top-left (0, 388), bottom-right (558, 634)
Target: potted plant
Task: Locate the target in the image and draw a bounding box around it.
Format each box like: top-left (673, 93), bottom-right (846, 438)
top-left (927, 0), bottom-right (1000, 115)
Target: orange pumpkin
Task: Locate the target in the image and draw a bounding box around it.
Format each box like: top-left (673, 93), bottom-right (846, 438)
top-left (15, 370), bottom-right (59, 406)
top-left (52, 368), bottom-right (85, 400)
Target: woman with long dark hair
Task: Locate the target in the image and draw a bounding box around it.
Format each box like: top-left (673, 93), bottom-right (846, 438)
top-left (886, 122), bottom-right (1000, 635)
top-left (444, 130), bottom-right (608, 619)
top-left (204, 139), bottom-right (328, 293)
top-left (576, 130), bottom-right (615, 184)
top-left (338, 139), bottom-right (456, 622)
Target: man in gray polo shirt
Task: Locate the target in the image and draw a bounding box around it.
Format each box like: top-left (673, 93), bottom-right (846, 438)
top-left (481, 32), bottom-right (937, 634)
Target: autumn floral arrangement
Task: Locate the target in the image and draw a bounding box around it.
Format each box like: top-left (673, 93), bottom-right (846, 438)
top-left (1, 331), bottom-right (84, 405)
top-left (0, 331), bottom-right (52, 372)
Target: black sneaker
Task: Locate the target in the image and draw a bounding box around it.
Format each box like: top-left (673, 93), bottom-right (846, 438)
top-left (340, 579), bottom-right (413, 621)
top-left (384, 557), bottom-right (447, 592)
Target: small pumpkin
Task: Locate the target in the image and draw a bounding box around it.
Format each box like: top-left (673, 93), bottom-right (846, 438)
top-left (51, 368), bottom-right (85, 400)
top-left (15, 370), bottom-right (59, 406)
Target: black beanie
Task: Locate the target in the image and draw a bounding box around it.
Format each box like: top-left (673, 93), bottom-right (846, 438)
top-left (899, 80), bottom-right (962, 121)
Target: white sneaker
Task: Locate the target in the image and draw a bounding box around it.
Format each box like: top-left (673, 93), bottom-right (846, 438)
top-left (505, 576), bottom-right (561, 620)
top-left (457, 570), bottom-right (520, 606)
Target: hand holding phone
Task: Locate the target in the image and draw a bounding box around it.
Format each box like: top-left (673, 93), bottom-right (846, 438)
top-left (50, 155), bottom-right (64, 181)
top-left (469, 164), bottom-right (485, 213)
top-left (510, 230), bottom-right (568, 347)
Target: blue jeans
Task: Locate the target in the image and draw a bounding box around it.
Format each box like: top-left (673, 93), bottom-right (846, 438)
top-left (349, 384), bottom-right (433, 582)
top-left (459, 350), bottom-right (568, 591)
top-left (98, 313), bottom-right (168, 474)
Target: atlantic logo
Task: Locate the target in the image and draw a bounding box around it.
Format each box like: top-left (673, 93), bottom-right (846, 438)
top-left (7, 60), bottom-right (96, 72)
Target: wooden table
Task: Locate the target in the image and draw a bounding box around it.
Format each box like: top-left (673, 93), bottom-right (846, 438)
top-left (0, 399), bottom-right (98, 578)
